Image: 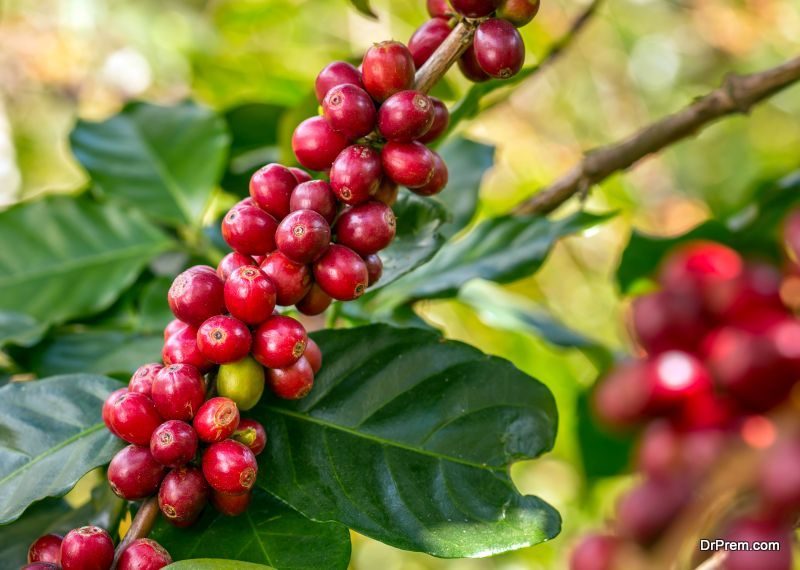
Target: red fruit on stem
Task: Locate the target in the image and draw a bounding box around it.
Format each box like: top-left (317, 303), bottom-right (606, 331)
top-left (427, 0), bottom-right (452, 18)
top-left (362, 41), bottom-right (416, 102)
top-left (411, 150), bottom-right (448, 196)
top-left (259, 251), bottom-right (313, 306)
top-left (322, 84), bottom-right (377, 140)
top-left (710, 262), bottom-right (784, 320)
top-left (224, 266), bottom-right (277, 326)
top-left (673, 391), bottom-right (738, 432)
top-left (269, 356), bottom-right (315, 400)
top-left (569, 533), bottom-right (619, 570)
top-left (335, 201), bottom-right (396, 255)
top-left (289, 167), bottom-right (312, 184)
top-left (249, 163), bottom-right (298, 220)
top-left (276, 209), bottom-right (332, 264)
top-left (110, 392), bottom-right (163, 446)
top-left (290, 180), bottom-right (339, 225)
top-left (330, 145), bottom-right (383, 205)
top-left (615, 476), bottom-right (691, 544)
top-left (168, 266), bottom-right (225, 326)
top-left (162, 324), bottom-right (213, 372)
top-left (723, 516), bottom-right (793, 570)
top-left (378, 90), bottom-right (435, 142)
top-left (382, 141), bottom-right (435, 188)
top-left (497, 0), bottom-right (540, 27)
top-left (28, 534), bottom-right (62, 564)
top-left (194, 397), bottom-right (241, 443)
top-left (418, 97), bottom-right (450, 144)
top-left (164, 319), bottom-right (188, 340)
top-left (659, 241), bottom-right (744, 297)
top-left (158, 466), bottom-right (209, 527)
top-left (233, 418), bottom-right (268, 456)
top-left (363, 253), bottom-right (383, 286)
top-left (630, 291), bottom-right (708, 355)
top-left (292, 116), bottom-right (349, 172)
top-left (313, 244), bottom-right (369, 301)
top-left (474, 19), bottom-right (525, 79)
top-left (221, 205), bottom-right (279, 256)
top-left (593, 360), bottom-right (651, 428)
top-left (150, 420), bottom-right (198, 468)
top-left (253, 315), bottom-right (308, 369)
top-left (197, 315), bottom-right (252, 364)
top-left (129, 363), bottom-right (163, 398)
top-left (374, 179), bottom-right (399, 206)
top-left (103, 387), bottom-right (128, 437)
top-left (315, 61), bottom-right (363, 104)
top-left (459, 43), bottom-right (491, 82)
top-left (304, 338), bottom-right (323, 374)
top-left (108, 444), bottom-right (166, 500)
top-left (212, 490), bottom-right (253, 516)
top-left (60, 527), bottom-right (114, 570)
top-left (217, 252), bottom-right (257, 281)
top-left (451, 0), bottom-right (498, 17)
top-left (296, 283), bottom-right (333, 316)
top-left (116, 538), bottom-right (173, 570)
top-left (409, 19), bottom-right (452, 69)
top-left (151, 364), bottom-right (206, 421)
top-left (645, 351), bottom-right (713, 413)
top-left (202, 440), bottom-right (259, 495)
top-left (759, 438), bottom-right (800, 518)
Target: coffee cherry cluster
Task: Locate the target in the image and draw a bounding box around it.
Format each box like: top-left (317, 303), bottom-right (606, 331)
top-left (24, 528), bottom-right (171, 570)
top-left (571, 236), bottom-right (800, 570)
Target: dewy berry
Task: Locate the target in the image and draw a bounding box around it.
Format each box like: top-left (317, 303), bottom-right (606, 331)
top-left (224, 265), bottom-right (277, 325)
top-left (151, 364), bottom-right (206, 421)
top-left (233, 419), bottom-right (268, 456)
top-left (116, 539), bottom-right (173, 570)
top-left (313, 244), bottom-right (369, 301)
top-left (473, 19), bottom-right (525, 79)
top-left (221, 204), bottom-right (279, 256)
top-left (259, 251), bottom-right (313, 306)
top-left (378, 90), bottom-right (435, 142)
top-left (194, 397), bottom-right (241, 443)
top-left (197, 315), bottom-right (252, 364)
top-left (28, 534), bottom-right (62, 564)
top-left (150, 420), bottom-right (198, 468)
top-left (109, 392), bottom-right (163, 446)
top-left (292, 116), bottom-right (349, 171)
top-left (268, 356), bottom-right (315, 400)
top-left (253, 315), bottom-right (308, 369)
top-left (335, 200), bottom-right (397, 255)
top-left (289, 180), bottom-right (339, 224)
top-left (60, 526), bottom-right (115, 570)
top-left (249, 163), bottom-right (298, 220)
top-left (108, 444), bottom-right (166, 500)
top-left (322, 84), bottom-right (377, 140)
top-left (362, 41), bottom-right (416, 102)
top-left (217, 356), bottom-right (266, 411)
top-left (129, 363), bottom-right (163, 398)
top-left (168, 266), bottom-right (225, 326)
top-left (330, 145), bottom-right (383, 205)
top-left (315, 60), bottom-right (364, 103)
top-left (158, 466), bottom-right (209, 527)
top-left (202, 439), bottom-right (259, 495)
top-left (275, 209), bottom-right (332, 263)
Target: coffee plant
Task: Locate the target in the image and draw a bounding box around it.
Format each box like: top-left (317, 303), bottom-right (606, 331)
top-left (1, 0), bottom-right (799, 569)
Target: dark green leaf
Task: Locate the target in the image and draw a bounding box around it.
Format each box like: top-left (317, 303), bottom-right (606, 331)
top-left (166, 561), bottom-right (272, 570)
top-left (139, 277), bottom-right (175, 334)
top-left (347, 0), bottom-right (377, 19)
top-left (0, 196), bottom-right (172, 327)
top-left (71, 101), bottom-right (230, 227)
top-left (0, 312), bottom-right (46, 348)
top-left (256, 324), bottom-right (560, 558)
top-left (152, 489), bottom-right (350, 570)
top-left (0, 375), bottom-right (124, 524)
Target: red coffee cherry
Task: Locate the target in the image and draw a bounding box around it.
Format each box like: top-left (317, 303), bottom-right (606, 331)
top-left (296, 283), bottom-right (333, 316)
top-left (723, 516), bottom-right (794, 570)
top-left (276, 209), bottom-right (332, 264)
top-left (304, 338), bottom-right (323, 374)
top-left (289, 167), bottom-right (312, 184)
top-left (474, 19), bottom-right (525, 79)
top-left (374, 179), bottom-right (399, 206)
top-left (60, 526), bottom-right (114, 570)
top-left (129, 363), bottom-right (163, 398)
top-left (427, 0), bottom-right (452, 18)
top-left (217, 252), bottom-right (257, 281)
top-left (335, 201), bottom-right (396, 255)
top-left (268, 356), bottom-right (315, 400)
top-left (164, 318), bottom-right (188, 340)
top-left (593, 360), bottom-right (651, 428)
top-left (315, 60), bottom-right (364, 104)
top-left (292, 116), bottom-right (349, 172)
top-left (458, 43), bottom-right (491, 82)
top-left (224, 266), bottom-right (277, 326)
top-left (150, 420), bottom-right (198, 468)
top-left (108, 444), bottom-right (166, 500)
top-left (158, 466), bottom-right (209, 527)
top-left (117, 538), bottom-right (173, 570)
top-left (382, 141), bottom-right (435, 188)
top-left (644, 351), bottom-right (712, 413)
top-left (197, 315), bottom-right (252, 364)
top-left (168, 266), bottom-right (225, 326)
top-left (194, 397), bottom-right (241, 443)
top-left (212, 490), bottom-right (253, 516)
top-left (151, 364), bottom-right (206, 421)
top-left (363, 253), bottom-right (383, 286)
top-left (233, 418), bottom-right (268, 456)
top-left (313, 244), bottom-right (369, 301)
top-left (497, 0), bottom-right (540, 26)
top-left (259, 251), bottom-right (313, 306)
top-left (202, 440), bottom-right (259, 495)
top-left (418, 97), bottom-right (450, 144)
top-left (221, 205), bottom-right (279, 257)
top-left (253, 315), bottom-right (308, 369)
top-left (615, 476), bottom-right (691, 544)
top-left (330, 145), bottom-right (383, 205)
top-left (103, 387), bottom-right (128, 437)
top-left (659, 241), bottom-right (743, 298)
top-left (249, 163), bottom-right (298, 220)
top-left (110, 392), bottom-right (163, 446)
top-left (411, 150), bottom-right (448, 196)
top-left (631, 291), bottom-right (707, 355)
top-left (378, 90), bottom-right (435, 142)
top-left (409, 19), bottom-right (452, 69)
top-left (322, 84), bottom-right (377, 140)
top-left (28, 534), bottom-right (62, 565)
top-left (362, 41), bottom-right (416, 102)
top-left (162, 324), bottom-right (213, 372)
top-left (451, 0), bottom-right (498, 17)
top-left (709, 262), bottom-right (783, 320)
top-left (569, 533), bottom-right (620, 570)
top-left (290, 180), bottom-right (339, 225)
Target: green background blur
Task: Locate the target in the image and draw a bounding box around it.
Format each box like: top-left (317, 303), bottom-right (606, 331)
top-left (1, 0), bottom-right (798, 568)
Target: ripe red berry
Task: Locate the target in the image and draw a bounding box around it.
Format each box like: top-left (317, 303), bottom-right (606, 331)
top-left (723, 516), bottom-right (793, 570)
top-left (330, 145), bottom-right (383, 205)
top-left (362, 41), bottom-right (416, 102)
top-left (108, 444), bottom-right (166, 500)
top-left (304, 338), bottom-right (323, 374)
top-left (659, 241), bottom-right (743, 298)
top-left (221, 205), bottom-right (278, 257)
top-left (162, 324), bottom-right (213, 372)
top-left (164, 318), bottom-right (188, 340)
top-left (497, 0), bottom-right (540, 27)
top-left (168, 266), bottom-right (225, 326)
top-left (259, 251), bottom-right (312, 306)
top-left (224, 266), bottom-right (277, 325)
top-left (129, 363), bottom-right (163, 398)
top-left (193, 397), bottom-right (241, 443)
top-left (151, 364), bottom-right (206, 421)
top-left (374, 179), bottom-right (399, 206)
top-left (382, 141), bottom-right (435, 188)
top-left (276, 209), bottom-right (332, 264)
top-left (269, 356), bottom-right (315, 400)
top-left (117, 538), bottom-right (172, 570)
top-left (150, 420), bottom-right (198, 468)
top-left (418, 97), bottom-right (449, 144)
top-left (427, 0), bottom-right (452, 18)
top-left (158, 466), bottom-right (209, 527)
top-left (710, 262), bottom-right (784, 320)
top-left (569, 533), bottom-right (619, 570)
top-left (378, 91), bottom-right (435, 142)
top-left (290, 180), bottom-right (339, 225)
top-left (103, 387), bottom-right (128, 437)
top-left (197, 315), bottom-right (252, 364)
top-left (335, 201), bottom-right (396, 255)
top-left (313, 244), bottom-right (369, 301)
top-left (458, 43), bottom-right (491, 82)
top-left (593, 360), bottom-right (651, 428)
top-left (296, 283), bottom-right (333, 316)
top-left (474, 19), bottom-right (525, 79)
top-left (363, 253), bottom-right (383, 286)
top-left (212, 490), bottom-right (252, 516)
top-left (409, 19), bottom-right (452, 69)
top-left (615, 476), bottom-right (691, 544)
top-left (451, 0), bottom-right (498, 17)
top-left (411, 150), bottom-right (448, 196)
top-left (322, 84), bottom-right (377, 140)
top-left (253, 315), bottom-right (308, 368)
top-left (217, 252), bottom-right (257, 281)
top-left (202, 440), bottom-right (259, 495)
top-left (249, 163), bottom-right (297, 220)
top-left (315, 61), bottom-right (364, 104)
top-left (292, 116), bottom-right (349, 172)
top-left (645, 351), bottom-right (712, 413)
top-left (289, 167), bottom-right (312, 184)
top-left (28, 534), bottom-right (62, 564)
top-left (630, 291), bottom-right (707, 355)
top-left (233, 418), bottom-right (268, 456)
top-left (110, 392), bottom-right (163, 446)
top-left (60, 526), bottom-right (114, 570)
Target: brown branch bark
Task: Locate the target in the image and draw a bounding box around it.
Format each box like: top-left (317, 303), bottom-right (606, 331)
top-left (111, 498), bottom-right (160, 567)
top-left (415, 19), bottom-right (479, 94)
top-left (514, 54), bottom-right (800, 216)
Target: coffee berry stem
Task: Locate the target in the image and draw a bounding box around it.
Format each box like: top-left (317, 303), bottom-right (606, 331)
top-left (111, 498), bottom-right (160, 569)
top-left (414, 19), bottom-right (480, 94)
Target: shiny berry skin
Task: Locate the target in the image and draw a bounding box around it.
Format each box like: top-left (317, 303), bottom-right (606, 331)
top-left (723, 516), bottom-right (793, 570)
top-left (615, 476), bottom-right (691, 544)
top-left (418, 97), bottom-right (450, 144)
top-left (335, 201), bottom-right (396, 255)
top-left (158, 466), bottom-right (209, 527)
top-left (110, 392), bottom-right (163, 446)
top-left (276, 209), bottom-right (332, 264)
top-left (60, 526), bottom-right (114, 570)
top-left (289, 167), bottom-right (312, 184)
top-left (474, 19), bottom-right (525, 79)
top-left (249, 163), bottom-right (297, 220)
top-left (459, 43), bottom-right (491, 82)
top-left (259, 251), bottom-right (313, 306)
top-left (150, 420), bottom-right (198, 468)
top-left (212, 490), bottom-right (252, 516)
top-left (362, 41), bottom-right (416, 102)
top-left (164, 318), bottom-right (188, 340)
top-left (660, 241), bottom-right (743, 297)
top-left (314, 244), bottom-right (370, 301)
top-left (382, 141), bottom-right (435, 188)
top-left (197, 315), bottom-right (252, 364)
top-left (374, 179), bottom-right (399, 206)
top-left (233, 418), bottom-right (268, 455)
top-left (117, 538), bottom-right (173, 570)
top-left (315, 60), bottom-right (363, 104)
top-left (411, 150), bottom-right (448, 196)
top-left (409, 19), bottom-right (452, 69)
top-left (151, 364), bottom-right (206, 421)
top-left (221, 205), bottom-right (279, 257)
top-left (217, 356), bottom-right (266, 411)
top-left (330, 145), bottom-right (383, 205)
top-left (364, 253), bottom-right (383, 286)
top-left (194, 397), bottom-right (240, 443)
top-left (497, 0), bottom-right (540, 26)
top-left (304, 338), bottom-right (323, 374)
top-left (630, 290), bottom-right (707, 355)
top-left (322, 84), bottom-right (377, 140)
top-left (290, 180), bottom-right (338, 225)
top-left (569, 533), bottom-right (619, 570)
top-left (292, 116), bottom-right (349, 172)
top-left (378, 91), bottom-right (435, 142)
top-left (224, 266), bottom-right (277, 326)
top-left (253, 315), bottom-right (308, 369)
top-left (168, 266), bottom-right (225, 326)
top-left (296, 283), bottom-right (333, 316)
top-left (759, 438), bottom-right (800, 518)
top-left (129, 364), bottom-right (163, 398)
top-left (269, 356), bottom-right (315, 400)
top-left (103, 387), bottom-right (128, 437)
top-left (451, 0), bottom-right (498, 17)
top-left (108, 444), bottom-right (166, 500)
top-left (28, 534), bottom-right (62, 564)
top-left (427, 0), bottom-right (451, 17)
top-left (217, 252), bottom-right (257, 281)
top-left (162, 324), bottom-right (213, 372)
top-left (202, 439), bottom-right (259, 495)
top-left (645, 351), bottom-right (712, 413)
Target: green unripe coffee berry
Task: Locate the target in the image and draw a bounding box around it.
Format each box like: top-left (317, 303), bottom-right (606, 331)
top-left (217, 356), bottom-right (265, 411)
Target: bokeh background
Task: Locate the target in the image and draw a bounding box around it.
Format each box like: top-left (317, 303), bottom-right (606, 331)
top-left (1, 0), bottom-right (799, 568)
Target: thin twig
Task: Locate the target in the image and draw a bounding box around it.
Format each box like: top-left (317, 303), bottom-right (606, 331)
top-left (415, 19), bottom-right (480, 94)
top-left (111, 498), bottom-right (160, 567)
